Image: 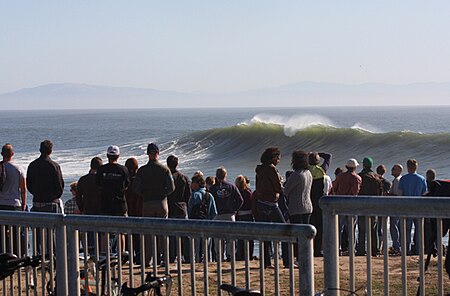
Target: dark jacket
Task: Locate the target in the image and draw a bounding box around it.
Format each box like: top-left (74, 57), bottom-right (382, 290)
top-left (168, 170), bottom-right (191, 218)
top-left (134, 160), bottom-right (175, 202)
top-left (27, 155), bottom-right (64, 202)
top-left (358, 168), bottom-right (383, 196)
top-left (210, 180), bottom-right (243, 215)
top-left (76, 172), bottom-right (102, 215)
top-left (255, 163), bottom-right (282, 203)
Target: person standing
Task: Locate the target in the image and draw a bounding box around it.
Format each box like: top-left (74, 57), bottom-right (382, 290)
top-left (254, 147), bottom-right (285, 268)
top-left (96, 145), bottom-right (130, 252)
top-left (284, 150), bottom-right (313, 267)
top-left (134, 143), bottom-right (175, 266)
top-left (27, 140), bottom-right (64, 213)
top-left (76, 156), bottom-right (103, 253)
top-left (27, 140), bottom-right (64, 254)
top-left (188, 174), bottom-right (217, 262)
top-left (388, 164), bottom-right (403, 256)
top-left (76, 157), bottom-right (103, 215)
top-left (308, 151), bottom-right (332, 257)
top-left (398, 159), bottom-right (427, 255)
top-left (0, 144), bottom-right (27, 254)
top-left (356, 157), bottom-right (383, 256)
top-left (0, 144), bottom-right (26, 212)
top-left (209, 167), bottom-right (243, 261)
top-left (333, 159), bottom-right (362, 255)
top-left (235, 175), bottom-right (254, 261)
top-left (64, 182), bottom-right (80, 215)
top-left (166, 155), bottom-right (191, 263)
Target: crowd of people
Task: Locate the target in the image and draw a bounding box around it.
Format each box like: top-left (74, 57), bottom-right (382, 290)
top-left (0, 139), bottom-right (439, 267)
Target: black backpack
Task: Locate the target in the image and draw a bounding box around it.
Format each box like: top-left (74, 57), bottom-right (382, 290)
top-left (190, 191), bottom-right (210, 219)
top-left (0, 161), bottom-right (5, 191)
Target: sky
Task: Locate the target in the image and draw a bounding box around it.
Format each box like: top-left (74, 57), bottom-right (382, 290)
top-left (1, 1), bottom-right (450, 95)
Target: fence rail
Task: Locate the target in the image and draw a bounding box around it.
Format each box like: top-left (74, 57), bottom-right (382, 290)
top-left (321, 195), bottom-right (450, 296)
top-left (0, 210), bottom-right (316, 296)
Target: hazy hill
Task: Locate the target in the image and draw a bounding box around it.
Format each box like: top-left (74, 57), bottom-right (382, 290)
top-left (0, 82), bottom-right (449, 109)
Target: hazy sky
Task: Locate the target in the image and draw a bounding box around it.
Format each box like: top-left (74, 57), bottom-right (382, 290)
top-left (1, 1), bottom-right (450, 94)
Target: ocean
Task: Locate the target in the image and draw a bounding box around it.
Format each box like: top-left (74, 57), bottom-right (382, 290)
top-left (1, 105), bottom-right (450, 205)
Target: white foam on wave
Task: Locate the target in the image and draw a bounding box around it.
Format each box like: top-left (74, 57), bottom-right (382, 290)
top-left (239, 113), bottom-right (335, 137)
top-left (350, 122), bottom-right (382, 134)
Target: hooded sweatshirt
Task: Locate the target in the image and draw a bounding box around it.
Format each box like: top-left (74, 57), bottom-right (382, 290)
top-left (255, 163), bottom-right (283, 203)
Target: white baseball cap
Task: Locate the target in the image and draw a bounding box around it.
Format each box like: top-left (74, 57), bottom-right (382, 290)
top-left (107, 145), bottom-right (120, 156)
top-left (346, 158), bottom-right (359, 168)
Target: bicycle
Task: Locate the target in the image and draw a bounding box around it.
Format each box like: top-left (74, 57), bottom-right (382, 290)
top-left (219, 284), bottom-right (261, 296)
top-left (315, 286), bottom-right (367, 296)
top-left (120, 272), bottom-right (172, 296)
top-left (0, 253), bottom-right (40, 280)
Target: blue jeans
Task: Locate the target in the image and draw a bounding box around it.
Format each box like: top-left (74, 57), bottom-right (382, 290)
top-left (255, 202), bottom-right (288, 267)
top-left (390, 216), bottom-right (401, 252)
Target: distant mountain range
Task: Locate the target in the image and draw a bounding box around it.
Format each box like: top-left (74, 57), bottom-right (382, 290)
top-left (0, 82), bottom-right (449, 109)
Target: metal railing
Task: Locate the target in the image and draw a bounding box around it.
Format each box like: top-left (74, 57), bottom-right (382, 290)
top-left (0, 211), bottom-right (316, 296)
top-left (321, 195), bottom-right (450, 296)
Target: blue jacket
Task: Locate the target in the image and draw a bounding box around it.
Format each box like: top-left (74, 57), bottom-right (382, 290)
top-left (188, 188), bottom-right (217, 219)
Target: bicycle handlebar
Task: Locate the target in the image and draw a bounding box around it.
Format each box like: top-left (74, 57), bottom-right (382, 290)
top-left (0, 253), bottom-right (41, 280)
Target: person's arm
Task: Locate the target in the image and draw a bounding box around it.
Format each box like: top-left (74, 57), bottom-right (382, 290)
top-left (56, 164), bottom-right (64, 199)
top-left (270, 166), bottom-right (283, 194)
top-left (319, 152), bottom-right (332, 172)
top-left (26, 165), bottom-right (34, 195)
top-left (164, 171), bottom-right (175, 197)
top-left (75, 178), bottom-right (84, 213)
top-left (208, 194), bottom-right (218, 219)
top-left (182, 176), bottom-right (192, 203)
top-left (283, 172), bottom-right (298, 197)
top-left (19, 174), bottom-right (27, 211)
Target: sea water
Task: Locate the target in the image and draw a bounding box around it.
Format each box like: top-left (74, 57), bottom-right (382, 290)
top-left (1, 106), bottom-right (450, 204)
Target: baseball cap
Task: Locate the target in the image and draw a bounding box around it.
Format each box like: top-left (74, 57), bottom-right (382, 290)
top-left (147, 143), bottom-right (160, 154)
top-left (107, 145), bottom-right (120, 156)
top-left (346, 158), bottom-right (359, 168)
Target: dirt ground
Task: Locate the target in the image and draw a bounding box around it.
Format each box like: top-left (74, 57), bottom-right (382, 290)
top-left (1, 255), bottom-right (448, 295)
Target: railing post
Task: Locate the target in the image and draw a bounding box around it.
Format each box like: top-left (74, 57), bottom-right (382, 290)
top-left (298, 232), bottom-right (315, 296)
top-left (323, 208), bottom-right (339, 296)
top-left (67, 225), bottom-right (80, 296)
top-left (55, 216), bottom-right (68, 296)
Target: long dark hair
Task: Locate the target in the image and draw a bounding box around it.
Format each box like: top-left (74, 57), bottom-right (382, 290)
top-left (291, 150), bottom-right (309, 171)
top-left (260, 147), bottom-right (280, 164)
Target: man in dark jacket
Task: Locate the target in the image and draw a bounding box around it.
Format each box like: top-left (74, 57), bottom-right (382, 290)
top-left (135, 143), bottom-right (175, 266)
top-left (27, 140), bottom-right (64, 214)
top-left (27, 139), bottom-right (64, 254)
top-left (356, 157), bottom-right (383, 256)
top-left (166, 155), bottom-right (191, 262)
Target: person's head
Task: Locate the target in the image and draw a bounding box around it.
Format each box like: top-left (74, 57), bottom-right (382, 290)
top-left (191, 174), bottom-right (206, 191)
top-left (146, 143), bottom-right (160, 160)
top-left (90, 157), bottom-right (103, 172)
top-left (362, 157), bottom-right (373, 169)
top-left (205, 176), bottom-right (215, 191)
top-left (260, 147), bottom-right (281, 165)
top-left (345, 158), bottom-right (359, 172)
top-left (334, 167), bottom-right (344, 177)
top-left (406, 159), bottom-right (418, 174)
top-left (40, 140), bottom-right (53, 156)
top-left (376, 164), bottom-right (387, 176)
top-left (216, 166), bottom-right (227, 182)
top-left (166, 155), bottom-right (178, 171)
top-left (308, 152), bottom-right (320, 166)
top-left (125, 158), bottom-right (139, 177)
top-left (1, 143), bottom-right (14, 160)
top-left (193, 170), bottom-right (204, 178)
top-left (106, 145), bottom-right (120, 162)
top-left (426, 169), bottom-right (436, 182)
top-left (291, 150), bottom-right (309, 171)
top-left (235, 175), bottom-right (249, 191)
top-left (391, 164), bottom-right (403, 178)
top-left (70, 182), bottom-right (77, 197)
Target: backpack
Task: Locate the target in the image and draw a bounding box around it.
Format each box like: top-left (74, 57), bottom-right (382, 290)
top-left (0, 161), bottom-right (5, 191)
top-left (190, 191), bottom-right (210, 219)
